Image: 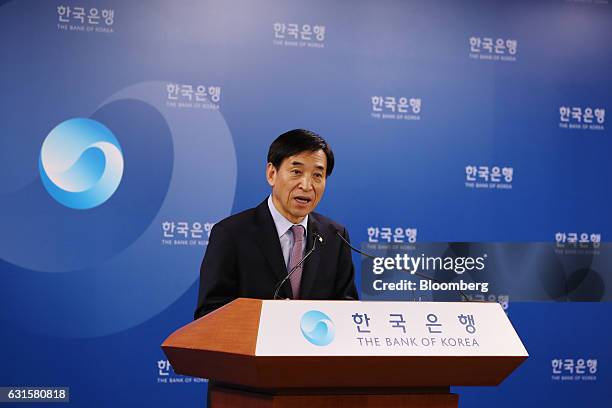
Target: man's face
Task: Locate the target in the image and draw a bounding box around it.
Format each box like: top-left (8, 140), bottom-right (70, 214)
top-left (266, 149), bottom-right (327, 224)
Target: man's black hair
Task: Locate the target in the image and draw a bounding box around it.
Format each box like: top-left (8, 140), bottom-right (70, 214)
top-left (267, 129), bottom-right (335, 176)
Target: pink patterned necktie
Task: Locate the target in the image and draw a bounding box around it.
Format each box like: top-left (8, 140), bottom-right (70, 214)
top-left (288, 225), bottom-right (305, 299)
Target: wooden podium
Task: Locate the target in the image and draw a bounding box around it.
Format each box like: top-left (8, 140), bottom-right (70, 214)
top-left (162, 298), bottom-right (528, 408)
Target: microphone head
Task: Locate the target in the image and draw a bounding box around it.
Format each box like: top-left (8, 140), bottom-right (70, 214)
top-left (312, 231), bottom-right (324, 243)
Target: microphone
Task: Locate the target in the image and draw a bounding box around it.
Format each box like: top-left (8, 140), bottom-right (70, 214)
top-left (273, 230), bottom-right (324, 300)
top-left (333, 230), bottom-right (471, 302)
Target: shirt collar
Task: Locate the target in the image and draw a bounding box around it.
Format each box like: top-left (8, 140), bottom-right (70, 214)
top-left (267, 195), bottom-right (308, 238)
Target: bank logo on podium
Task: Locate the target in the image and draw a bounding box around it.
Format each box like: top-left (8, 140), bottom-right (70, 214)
top-left (39, 118), bottom-right (124, 209)
top-left (300, 310), bottom-right (335, 346)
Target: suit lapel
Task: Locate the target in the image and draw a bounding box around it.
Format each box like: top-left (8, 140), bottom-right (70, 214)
top-left (299, 214), bottom-right (322, 299)
top-left (254, 200), bottom-right (294, 299)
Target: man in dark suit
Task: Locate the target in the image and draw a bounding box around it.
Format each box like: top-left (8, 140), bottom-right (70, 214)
top-left (194, 129), bottom-right (358, 319)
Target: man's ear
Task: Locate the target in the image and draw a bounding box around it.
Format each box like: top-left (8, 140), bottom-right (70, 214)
top-left (266, 162), bottom-right (276, 187)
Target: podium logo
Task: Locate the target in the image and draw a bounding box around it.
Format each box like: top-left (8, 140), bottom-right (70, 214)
top-left (39, 118), bottom-right (124, 209)
top-left (300, 310), bottom-right (335, 346)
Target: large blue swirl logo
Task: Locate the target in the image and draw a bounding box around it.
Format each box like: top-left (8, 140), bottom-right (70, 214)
top-left (39, 118), bottom-right (124, 209)
top-left (300, 310), bottom-right (335, 346)
top-left (0, 81), bottom-right (237, 338)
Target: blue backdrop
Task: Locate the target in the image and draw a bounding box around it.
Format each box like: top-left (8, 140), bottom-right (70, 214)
top-left (1, 0), bottom-right (610, 406)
